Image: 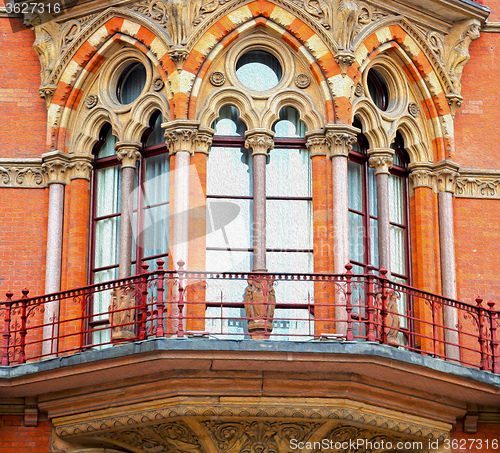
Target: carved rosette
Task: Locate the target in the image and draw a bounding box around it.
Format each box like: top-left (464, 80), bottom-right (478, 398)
top-left (243, 276), bottom-right (276, 339)
top-left (153, 77), bottom-right (164, 91)
top-left (42, 150), bottom-right (71, 185)
top-left (210, 71), bottom-right (226, 87)
top-left (325, 125), bottom-right (359, 158)
top-left (295, 73), bottom-right (311, 89)
top-left (434, 160), bottom-right (460, 193)
top-left (368, 149), bottom-right (394, 175)
top-left (115, 142), bottom-right (142, 169)
top-left (408, 102), bottom-right (419, 117)
top-left (84, 94), bottom-right (99, 109)
top-left (244, 130), bottom-right (274, 156)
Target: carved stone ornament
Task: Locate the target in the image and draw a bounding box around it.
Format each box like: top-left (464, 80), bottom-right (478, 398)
top-left (243, 276), bottom-right (276, 339)
top-left (408, 102), bottom-right (419, 117)
top-left (244, 131), bottom-right (275, 156)
top-left (455, 169), bottom-right (500, 199)
top-left (39, 85), bottom-right (57, 109)
top-left (354, 83), bottom-right (364, 97)
top-left (210, 71), bottom-right (226, 86)
top-left (68, 155), bottom-right (94, 181)
top-left (335, 0), bottom-right (360, 51)
top-left (169, 45), bottom-right (190, 72)
top-left (368, 149), bottom-right (394, 175)
top-left (110, 286), bottom-right (138, 342)
top-left (42, 150), bottom-right (71, 185)
top-left (375, 291), bottom-right (401, 345)
top-left (333, 50), bottom-right (356, 77)
top-left (295, 73), bottom-right (311, 89)
top-left (0, 162), bottom-right (45, 188)
top-left (84, 94), bottom-right (99, 109)
top-left (192, 127), bottom-right (214, 154)
top-left (409, 166), bottom-right (435, 191)
top-left (325, 125), bottom-right (359, 158)
top-left (115, 142), bottom-right (142, 168)
top-left (354, 2), bottom-right (390, 37)
top-left (153, 77), bottom-right (165, 91)
top-left (434, 160), bottom-right (460, 193)
top-left (164, 121), bottom-right (200, 154)
top-left (305, 133), bottom-right (327, 157)
top-left (446, 92), bottom-right (463, 118)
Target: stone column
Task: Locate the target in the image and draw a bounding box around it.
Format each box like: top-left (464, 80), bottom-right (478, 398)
top-left (368, 149), bottom-right (395, 276)
top-left (325, 124), bottom-right (359, 336)
top-left (115, 141), bottom-right (142, 279)
top-left (244, 129), bottom-right (274, 272)
top-left (41, 150), bottom-right (71, 356)
top-left (435, 160), bottom-right (460, 361)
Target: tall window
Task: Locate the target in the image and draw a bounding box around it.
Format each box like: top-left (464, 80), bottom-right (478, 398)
top-left (89, 112), bottom-right (169, 344)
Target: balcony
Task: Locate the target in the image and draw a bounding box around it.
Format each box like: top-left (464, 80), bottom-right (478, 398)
top-left (1, 260), bottom-right (499, 374)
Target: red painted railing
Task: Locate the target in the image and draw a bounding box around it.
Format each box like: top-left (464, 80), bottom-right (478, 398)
top-left (1, 260), bottom-right (499, 374)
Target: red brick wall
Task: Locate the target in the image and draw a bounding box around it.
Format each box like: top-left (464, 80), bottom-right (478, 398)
top-left (0, 17), bottom-right (47, 158)
top-left (454, 33), bottom-right (500, 168)
top-left (0, 416), bottom-right (51, 453)
top-left (451, 422), bottom-right (500, 453)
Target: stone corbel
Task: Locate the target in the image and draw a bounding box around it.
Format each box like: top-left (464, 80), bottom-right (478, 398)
top-left (325, 124), bottom-right (359, 158)
top-left (68, 154), bottom-right (94, 181)
top-left (42, 150), bottom-right (71, 185)
top-left (115, 141), bottom-right (142, 169)
top-left (24, 396), bottom-right (38, 427)
top-left (168, 46), bottom-right (190, 73)
top-left (368, 149), bottom-right (394, 175)
top-left (244, 129), bottom-right (275, 156)
top-left (164, 120), bottom-right (200, 155)
top-left (305, 130), bottom-right (328, 157)
top-left (434, 160), bottom-right (460, 193)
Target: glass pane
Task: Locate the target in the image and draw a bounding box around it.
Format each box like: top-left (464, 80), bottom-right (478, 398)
top-left (142, 204), bottom-right (169, 258)
top-left (348, 161), bottom-right (363, 211)
top-left (207, 147), bottom-right (252, 196)
top-left (95, 166), bottom-right (121, 217)
top-left (368, 167), bottom-right (377, 217)
top-left (273, 107), bottom-right (306, 138)
top-left (349, 211), bottom-right (364, 263)
top-left (97, 128), bottom-right (117, 159)
top-left (145, 113), bottom-right (164, 147)
top-left (94, 217), bottom-right (121, 268)
top-left (266, 200), bottom-right (312, 249)
top-left (144, 154), bottom-right (170, 205)
top-left (267, 148), bottom-right (311, 197)
top-left (214, 105), bottom-right (246, 136)
top-left (119, 63), bottom-right (146, 104)
top-left (236, 51), bottom-right (282, 91)
top-left (370, 218), bottom-right (379, 268)
top-left (206, 198), bottom-right (252, 249)
top-left (390, 225), bottom-right (405, 275)
top-left (389, 174), bottom-right (404, 224)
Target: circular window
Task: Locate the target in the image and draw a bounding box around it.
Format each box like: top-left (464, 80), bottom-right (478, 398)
top-left (117, 62), bottom-right (147, 104)
top-left (367, 69), bottom-right (389, 111)
top-left (236, 50), bottom-right (282, 91)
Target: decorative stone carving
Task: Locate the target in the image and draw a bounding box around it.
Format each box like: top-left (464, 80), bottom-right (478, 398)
top-left (408, 102), bottom-right (419, 117)
top-left (68, 155), bottom-right (94, 181)
top-left (243, 276), bottom-right (276, 339)
top-left (84, 94), bottom-right (98, 109)
top-left (244, 131), bottom-right (274, 156)
top-left (297, 0), bottom-right (331, 29)
top-left (295, 73), bottom-right (311, 89)
top-left (210, 71), bottom-right (226, 86)
top-left (354, 82), bottom-right (364, 97)
top-left (59, 15), bottom-right (98, 53)
top-left (169, 45), bottom-right (190, 72)
top-left (23, 12), bottom-right (60, 108)
top-left (333, 50), bottom-right (356, 77)
top-left (446, 92), bottom-right (463, 118)
top-left (455, 169), bottom-right (500, 199)
top-left (99, 421), bottom-right (204, 453)
top-left (42, 150), bottom-right (71, 185)
top-left (110, 286), bottom-right (137, 342)
top-left (153, 77), bottom-right (165, 91)
top-left (203, 420), bottom-right (321, 453)
top-left (164, 121), bottom-right (200, 154)
top-left (375, 291), bottom-right (401, 345)
top-left (325, 125), bottom-right (359, 158)
top-left (426, 30), bottom-right (445, 65)
top-left (305, 132), bottom-right (328, 157)
top-left (368, 149), bottom-right (394, 175)
top-left (355, 2), bottom-right (389, 35)
top-left (409, 165), bottom-right (435, 191)
top-left (434, 160), bottom-right (460, 193)
top-left (335, 0), bottom-right (360, 51)
top-left (0, 163), bottom-right (45, 188)
top-left (447, 19), bottom-right (481, 93)
top-left (192, 126), bottom-right (214, 154)
top-left (115, 142), bottom-right (142, 168)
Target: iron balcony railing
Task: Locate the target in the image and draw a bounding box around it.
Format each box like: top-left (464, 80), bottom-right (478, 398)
top-left (1, 259), bottom-right (499, 373)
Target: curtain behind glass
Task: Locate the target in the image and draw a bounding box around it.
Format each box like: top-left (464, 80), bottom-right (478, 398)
top-left (145, 113), bottom-right (164, 147)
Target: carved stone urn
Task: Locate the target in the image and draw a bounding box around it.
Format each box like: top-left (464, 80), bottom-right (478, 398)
top-left (243, 275), bottom-right (276, 339)
top-left (110, 286), bottom-right (137, 342)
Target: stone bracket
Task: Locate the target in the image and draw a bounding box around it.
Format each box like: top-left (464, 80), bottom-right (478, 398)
top-left (24, 396), bottom-right (38, 427)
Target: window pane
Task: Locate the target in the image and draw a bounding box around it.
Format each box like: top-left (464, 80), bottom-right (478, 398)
top-left (207, 147), bottom-right (252, 196)
top-left (97, 128), bottom-right (117, 159)
top-left (349, 211), bottom-right (364, 263)
top-left (236, 51), bottom-right (282, 91)
top-left (94, 217), bottom-right (121, 269)
top-left (95, 166), bottom-right (121, 217)
top-left (119, 63), bottom-right (146, 104)
top-left (368, 167), bottom-right (377, 217)
top-left (390, 225), bottom-right (405, 275)
top-left (267, 148), bottom-right (311, 197)
top-left (273, 107), bottom-right (306, 138)
top-left (348, 161), bottom-right (363, 211)
top-left (213, 105), bottom-right (246, 136)
top-left (145, 113), bottom-right (164, 147)
top-left (389, 174), bottom-right (404, 224)
top-left (370, 218), bottom-right (379, 268)
top-left (266, 200), bottom-right (312, 249)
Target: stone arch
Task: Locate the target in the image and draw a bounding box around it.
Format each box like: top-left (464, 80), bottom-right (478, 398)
top-left (352, 98), bottom-right (387, 149)
top-left (391, 115), bottom-right (432, 164)
top-left (184, 3), bottom-right (341, 123)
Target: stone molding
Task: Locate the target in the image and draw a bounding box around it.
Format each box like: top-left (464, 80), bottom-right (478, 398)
top-left (324, 124), bottom-right (360, 159)
top-left (456, 168), bottom-right (500, 199)
top-left (481, 22), bottom-right (500, 33)
top-left (115, 141), bottom-right (142, 169)
top-left (244, 129), bottom-right (275, 156)
top-left (368, 148), bottom-right (395, 175)
top-left (0, 159), bottom-right (45, 188)
top-left (42, 150), bottom-right (71, 185)
top-left (53, 397), bottom-right (451, 446)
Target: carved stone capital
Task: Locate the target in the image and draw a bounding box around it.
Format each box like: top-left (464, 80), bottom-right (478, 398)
top-left (192, 126), bottom-right (215, 155)
top-left (42, 150), bottom-right (71, 185)
top-left (115, 142), bottom-right (142, 169)
top-left (368, 149), bottom-right (394, 175)
top-left (168, 45), bottom-right (189, 73)
top-left (408, 163), bottom-right (435, 191)
top-left (68, 154), bottom-right (94, 181)
top-left (164, 120), bottom-right (200, 155)
top-left (333, 50), bottom-right (356, 77)
top-left (434, 160), bottom-right (460, 193)
top-left (325, 124), bottom-right (359, 159)
top-left (244, 129), bottom-right (274, 156)
top-left (305, 130), bottom-right (328, 157)
top-left (446, 93), bottom-right (463, 118)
